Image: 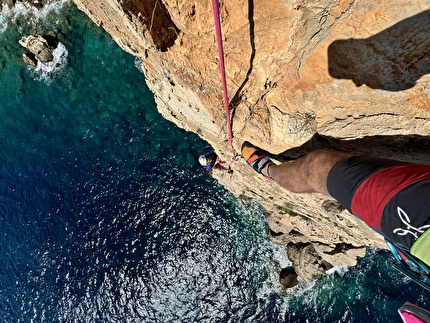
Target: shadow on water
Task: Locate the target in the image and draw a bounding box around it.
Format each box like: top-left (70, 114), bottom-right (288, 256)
top-left (271, 133), bottom-right (430, 164)
top-left (328, 10), bottom-right (430, 91)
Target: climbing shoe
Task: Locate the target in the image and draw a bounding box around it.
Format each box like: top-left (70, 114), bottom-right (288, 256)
top-left (241, 141), bottom-right (274, 179)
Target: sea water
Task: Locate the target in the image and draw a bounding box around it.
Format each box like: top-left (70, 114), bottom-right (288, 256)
top-left (0, 2), bottom-right (429, 322)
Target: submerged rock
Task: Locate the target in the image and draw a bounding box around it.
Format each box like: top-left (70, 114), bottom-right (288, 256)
top-left (19, 34), bottom-right (58, 63)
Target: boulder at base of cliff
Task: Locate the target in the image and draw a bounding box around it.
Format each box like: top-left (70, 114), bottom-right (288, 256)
top-left (287, 243), bottom-right (333, 283)
top-left (19, 35), bottom-right (58, 63)
top-left (279, 266), bottom-right (299, 293)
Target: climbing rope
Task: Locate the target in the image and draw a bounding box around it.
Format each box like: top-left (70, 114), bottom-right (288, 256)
top-left (211, 0), bottom-right (237, 160)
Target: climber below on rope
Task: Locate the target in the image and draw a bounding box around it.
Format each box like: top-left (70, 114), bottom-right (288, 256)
top-left (198, 150), bottom-right (229, 172)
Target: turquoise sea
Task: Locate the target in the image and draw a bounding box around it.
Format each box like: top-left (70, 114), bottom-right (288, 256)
top-left (0, 2), bottom-right (429, 322)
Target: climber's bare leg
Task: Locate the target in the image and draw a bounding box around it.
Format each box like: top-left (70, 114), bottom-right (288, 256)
top-left (267, 150), bottom-right (353, 196)
top-left (241, 142), bottom-right (353, 196)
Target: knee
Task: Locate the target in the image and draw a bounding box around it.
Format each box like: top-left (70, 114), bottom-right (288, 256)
top-left (303, 150), bottom-right (333, 168)
top-left (302, 150), bottom-right (353, 175)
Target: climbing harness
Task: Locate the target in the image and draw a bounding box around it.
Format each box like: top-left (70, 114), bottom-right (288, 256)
top-left (211, 0), bottom-right (237, 161)
top-left (386, 239), bottom-right (430, 293)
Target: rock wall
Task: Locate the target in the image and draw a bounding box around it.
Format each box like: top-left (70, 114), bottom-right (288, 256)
top-left (72, 0), bottom-right (430, 283)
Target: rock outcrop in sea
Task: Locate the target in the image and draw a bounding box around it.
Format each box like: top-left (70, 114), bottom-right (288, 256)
top-left (19, 34), bottom-right (58, 65)
top-left (18, 31), bottom-right (68, 84)
top-left (67, 0), bottom-right (430, 284)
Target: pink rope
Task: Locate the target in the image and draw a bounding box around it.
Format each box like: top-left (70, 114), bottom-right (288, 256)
top-left (211, 0), bottom-right (237, 159)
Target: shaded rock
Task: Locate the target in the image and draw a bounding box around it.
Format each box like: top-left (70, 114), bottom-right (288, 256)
top-left (328, 10), bottom-right (430, 91)
top-left (0, 0), bottom-right (16, 8)
top-left (29, 0), bottom-right (45, 10)
top-left (120, 0), bottom-right (179, 52)
top-left (279, 266), bottom-right (299, 292)
top-left (22, 53), bottom-right (38, 67)
top-left (19, 35), bottom-right (57, 63)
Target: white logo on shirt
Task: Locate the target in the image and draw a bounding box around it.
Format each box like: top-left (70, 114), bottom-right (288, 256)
top-left (393, 207), bottom-right (430, 239)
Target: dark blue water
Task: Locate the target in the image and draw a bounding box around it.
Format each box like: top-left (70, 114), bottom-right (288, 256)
top-left (0, 2), bottom-right (429, 322)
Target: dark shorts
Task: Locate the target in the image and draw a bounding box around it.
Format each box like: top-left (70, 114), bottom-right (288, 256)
top-left (327, 156), bottom-right (430, 248)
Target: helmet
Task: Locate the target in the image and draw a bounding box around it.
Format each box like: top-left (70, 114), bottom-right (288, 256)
top-left (198, 155), bottom-right (207, 167)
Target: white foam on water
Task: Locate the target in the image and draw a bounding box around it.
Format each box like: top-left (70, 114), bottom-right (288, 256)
top-left (270, 242), bottom-right (291, 268)
top-left (257, 242), bottom-right (292, 296)
top-left (0, 0), bottom-right (71, 33)
top-left (0, 4), bottom-right (11, 32)
top-left (289, 279), bottom-right (317, 296)
top-left (29, 42), bottom-right (68, 84)
top-left (326, 265), bottom-right (350, 276)
top-left (133, 57), bottom-right (143, 72)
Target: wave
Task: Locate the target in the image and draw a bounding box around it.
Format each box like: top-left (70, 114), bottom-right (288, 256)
top-left (326, 265), bottom-right (350, 276)
top-left (0, 0), bottom-right (71, 33)
top-left (134, 57), bottom-right (143, 72)
top-left (29, 41), bottom-right (68, 84)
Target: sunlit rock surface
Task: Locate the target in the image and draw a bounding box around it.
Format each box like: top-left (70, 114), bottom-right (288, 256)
top-left (72, 0), bottom-right (430, 282)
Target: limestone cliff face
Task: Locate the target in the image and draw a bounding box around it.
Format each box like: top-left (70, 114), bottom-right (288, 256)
top-left (72, 0), bottom-right (430, 282)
